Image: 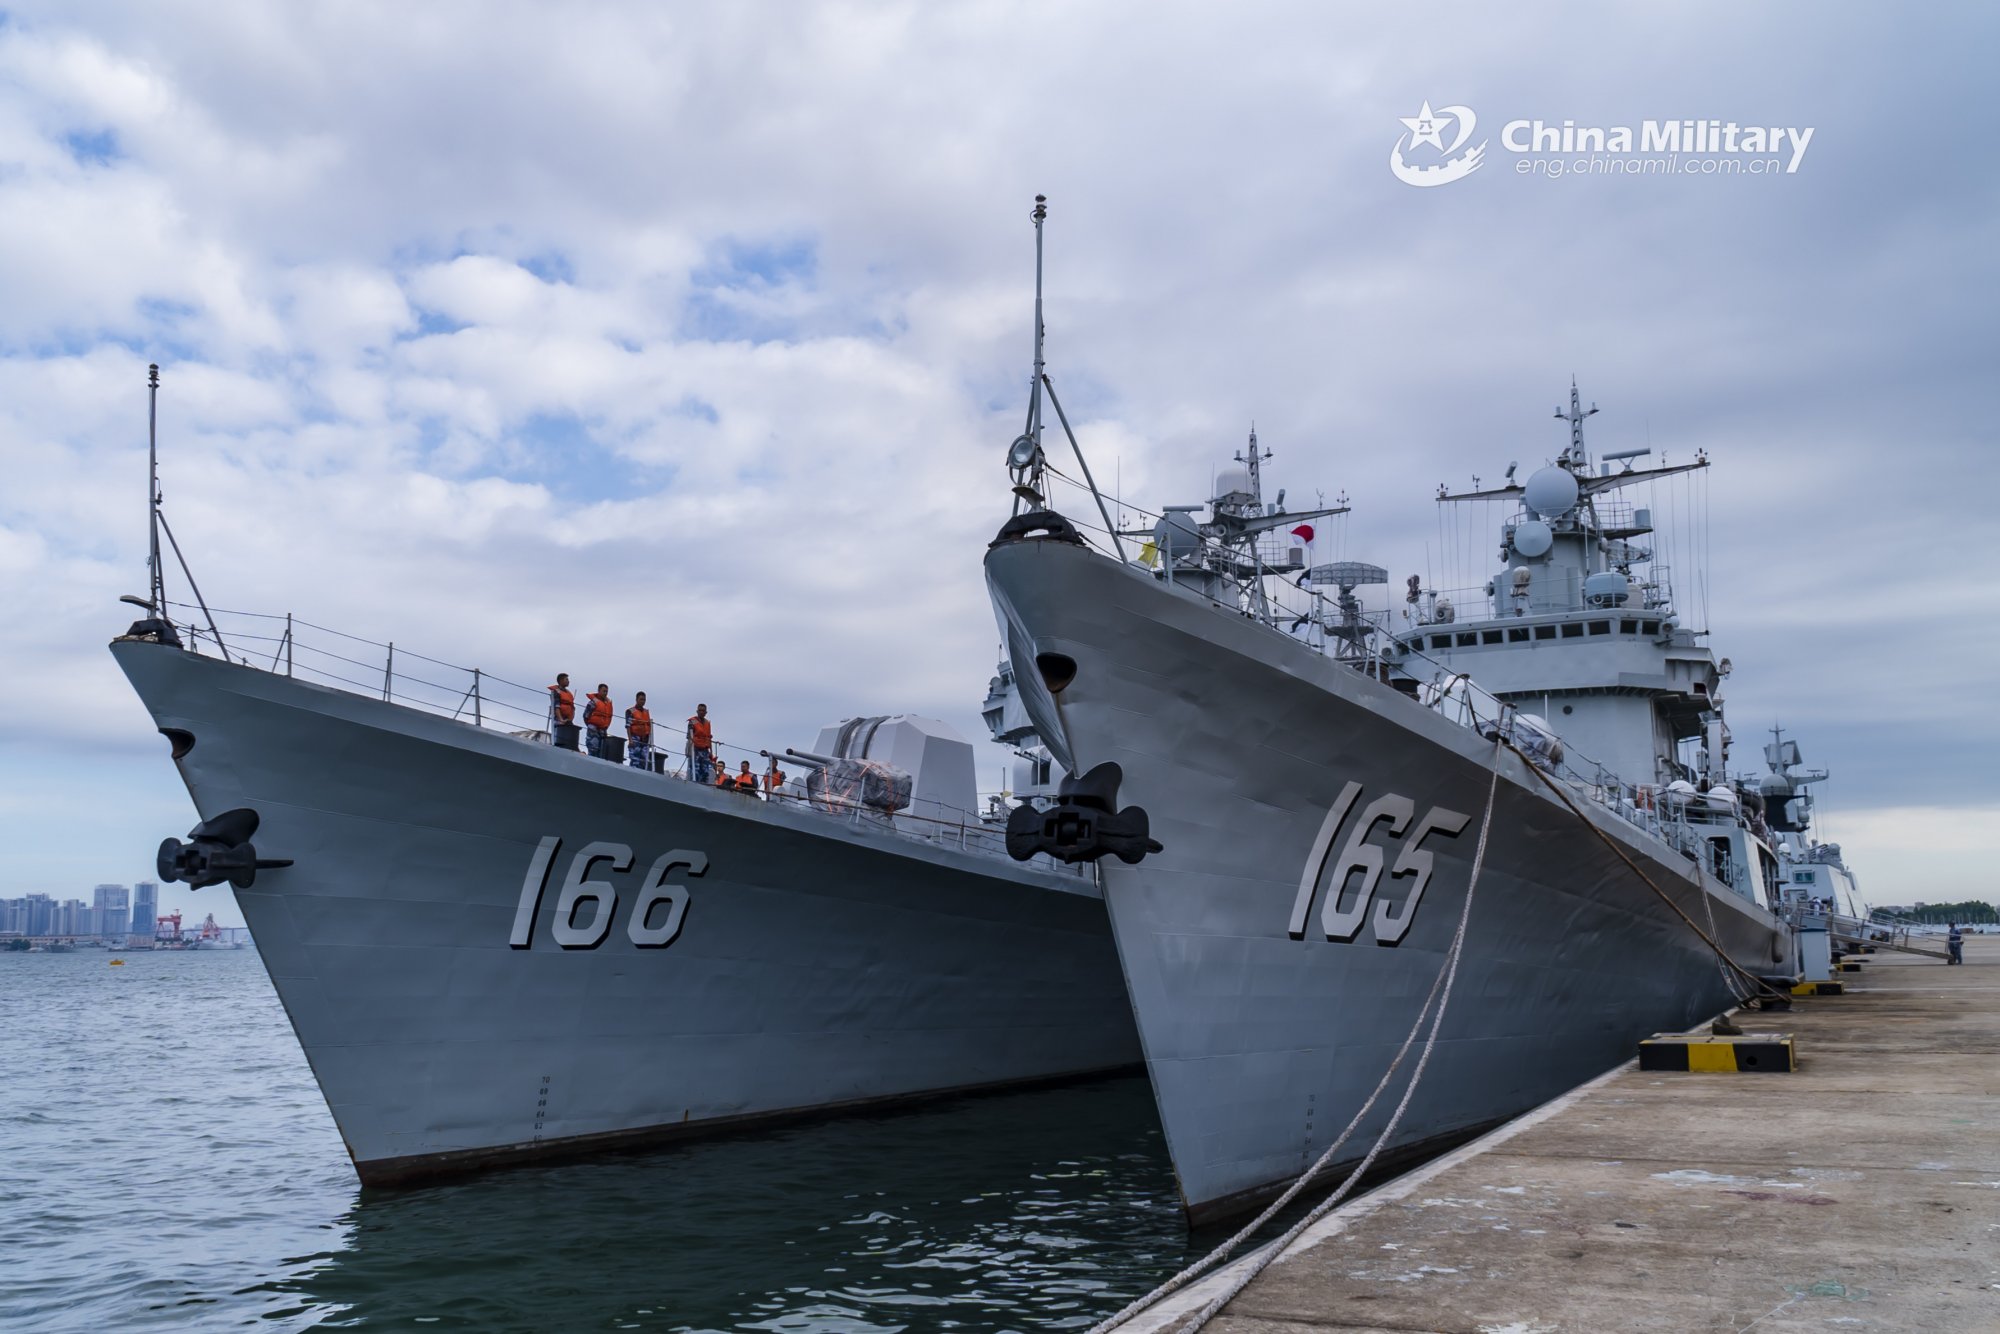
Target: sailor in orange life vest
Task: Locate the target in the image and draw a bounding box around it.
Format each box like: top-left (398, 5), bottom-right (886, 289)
top-left (713, 760), bottom-right (733, 789)
top-left (546, 673), bottom-right (575, 744)
top-left (687, 703), bottom-right (715, 784)
top-left (625, 691), bottom-right (654, 770)
top-left (763, 759), bottom-right (787, 799)
top-left (735, 760), bottom-right (759, 795)
top-left (583, 684), bottom-right (614, 758)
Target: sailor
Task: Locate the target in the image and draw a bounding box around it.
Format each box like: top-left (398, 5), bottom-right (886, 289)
top-left (687, 704), bottom-right (715, 784)
top-left (625, 692), bottom-right (654, 770)
top-left (713, 760), bottom-right (734, 790)
top-left (583, 684), bottom-right (614, 758)
top-left (546, 673), bottom-right (575, 742)
top-left (736, 760), bottom-right (759, 795)
top-left (1947, 921), bottom-right (1964, 965)
top-left (764, 759), bottom-right (788, 799)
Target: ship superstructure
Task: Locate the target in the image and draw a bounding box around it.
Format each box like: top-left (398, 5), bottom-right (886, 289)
top-left (980, 200), bottom-right (1799, 1222)
top-left (1754, 727), bottom-right (1872, 925)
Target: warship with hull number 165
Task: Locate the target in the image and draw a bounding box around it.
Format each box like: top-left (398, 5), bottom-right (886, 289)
top-left (984, 200), bottom-right (1801, 1223)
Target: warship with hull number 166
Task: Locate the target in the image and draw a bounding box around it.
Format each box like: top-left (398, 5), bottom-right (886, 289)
top-left (984, 200), bottom-right (1801, 1223)
top-left (112, 364), bottom-right (1139, 1187)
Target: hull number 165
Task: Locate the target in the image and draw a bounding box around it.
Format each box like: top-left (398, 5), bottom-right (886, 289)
top-left (1288, 783), bottom-right (1468, 947)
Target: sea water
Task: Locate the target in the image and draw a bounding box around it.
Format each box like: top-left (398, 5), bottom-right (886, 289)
top-left (0, 950), bottom-right (1207, 1332)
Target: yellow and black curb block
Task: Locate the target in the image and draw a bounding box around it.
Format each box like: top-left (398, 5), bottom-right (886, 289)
top-left (1792, 980), bottom-right (1843, 996)
top-left (1838, 960), bottom-right (1863, 972)
top-left (1638, 1032), bottom-right (1797, 1073)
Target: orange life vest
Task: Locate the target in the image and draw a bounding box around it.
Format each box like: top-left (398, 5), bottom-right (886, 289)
top-left (626, 707), bottom-right (653, 743)
top-left (764, 768), bottom-right (786, 792)
top-left (584, 694), bottom-right (613, 730)
top-left (548, 685), bottom-right (575, 725)
top-left (714, 766), bottom-right (733, 788)
top-left (688, 716), bottom-right (713, 750)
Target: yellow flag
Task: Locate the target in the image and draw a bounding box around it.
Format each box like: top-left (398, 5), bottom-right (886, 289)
top-left (1138, 539), bottom-right (1159, 568)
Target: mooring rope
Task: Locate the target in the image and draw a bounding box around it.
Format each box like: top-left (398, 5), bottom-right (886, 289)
top-left (1087, 735), bottom-right (1506, 1334)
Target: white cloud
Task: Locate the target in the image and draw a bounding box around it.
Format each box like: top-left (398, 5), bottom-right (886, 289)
top-left (0, 2), bottom-right (1996, 917)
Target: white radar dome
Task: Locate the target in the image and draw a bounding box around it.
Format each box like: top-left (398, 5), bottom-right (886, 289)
top-left (1213, 466), bottom-right (1254, 505)
top-left (1152, 511), bottom-right (1201, 562)
top-left (1522, 466), bottom-right (1580, 518)
top-left (1512, 519), bottom-right (1554, 559)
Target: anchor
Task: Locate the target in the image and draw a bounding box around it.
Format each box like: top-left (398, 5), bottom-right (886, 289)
top-left (1005, 761), bottom-right (1162, 865)
top-left (156, 808), bottom-right (293, 890)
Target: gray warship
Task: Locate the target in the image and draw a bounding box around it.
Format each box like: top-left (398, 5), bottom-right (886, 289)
top-left (112, 369), bottom-right (1138, 1187)
top-left (981, 205), bottom-right (1799, 1222)
top-left (1754, 727), bottom-right (1873, 926)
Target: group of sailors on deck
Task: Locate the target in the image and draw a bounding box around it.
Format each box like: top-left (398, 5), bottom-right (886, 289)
top-left (546, 673), bottom-right (787, 796)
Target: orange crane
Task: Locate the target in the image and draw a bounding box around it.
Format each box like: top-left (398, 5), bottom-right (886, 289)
top-left (156, 910), bottom-right (182, 944)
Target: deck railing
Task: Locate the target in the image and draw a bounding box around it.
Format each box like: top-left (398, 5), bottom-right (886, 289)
top-left (157, 602), bottom-right (1089, 880)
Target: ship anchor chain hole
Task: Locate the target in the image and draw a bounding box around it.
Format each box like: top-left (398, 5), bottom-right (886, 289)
top-left (1035, 652), bottom-right (1077, 694)
top-left (160, 727), bottom-right (195, 759)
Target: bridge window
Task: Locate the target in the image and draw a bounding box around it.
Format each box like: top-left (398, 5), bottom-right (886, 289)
top-left (1508, 627), bottom-right (1529, 642)
top-left (1456, 633), bottom-right (1477, 647)
top-left (1481, 630), bottom-right (1503, 644)
top-left (1588, 621), bottom-right (1611, 635)
top-left (1560, 623), bottom-right (1584, 639)
top-left (1641, 620), bottom-right (1660, 634)
top-left (1534, 625), bottom-right (1555, 640)
top-left (1431, 635), bottom-right (1453, 650)
top-left (1620, 619), bottom-right (1638, 633)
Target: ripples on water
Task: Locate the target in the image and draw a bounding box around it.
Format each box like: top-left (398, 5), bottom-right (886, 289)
top-left (0, 952), bottom-right (1212, 1332)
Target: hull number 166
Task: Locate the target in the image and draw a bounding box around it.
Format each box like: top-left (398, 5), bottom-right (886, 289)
top-left (509, 836), bottom-right (706, 951)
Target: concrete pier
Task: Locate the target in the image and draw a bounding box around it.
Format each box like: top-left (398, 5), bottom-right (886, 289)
top-left (1125, 937), bottom-right (1999, 1333)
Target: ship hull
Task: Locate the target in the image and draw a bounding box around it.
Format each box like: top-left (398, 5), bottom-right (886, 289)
top-left (985, 537), bottom-right (1793, 1222)
top-left (113, 640), bottom-right (1140, 1184)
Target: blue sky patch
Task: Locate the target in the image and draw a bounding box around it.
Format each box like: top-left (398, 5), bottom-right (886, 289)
top-left (694, 237), bottom-right (817, 291)
top-left (62, 128), bottom-right (121, 165)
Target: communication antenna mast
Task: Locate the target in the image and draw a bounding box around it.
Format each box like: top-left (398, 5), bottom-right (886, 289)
top-left (1555, 375), bottom-right (1598, 469)
top-left (147, 364), bottom-right (166, 613)
top-left (136, 364), bottom-right (229, 657)
top-left (1002, 195), bottom-right (1127, 561)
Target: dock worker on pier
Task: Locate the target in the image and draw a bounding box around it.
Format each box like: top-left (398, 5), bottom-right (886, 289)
top-left (583, 684), bottom-right (614, 758)
top-left (547, 673), bottom-right (575, 742)
top-left (687, 704), bottom-right (715, 784)
top-left (1948, 922), bottom-right (1964, 964)
top-left (625, 692), bottom-right (653, 770)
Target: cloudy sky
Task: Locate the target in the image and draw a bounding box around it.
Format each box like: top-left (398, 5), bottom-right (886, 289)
top-left (2, 2), bottom-right (1994, 925)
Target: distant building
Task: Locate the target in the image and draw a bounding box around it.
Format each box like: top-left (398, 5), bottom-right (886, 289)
top-left (23, 893), bottom-right (53, 937)
top-left (93, 884), bottom-right (130, 941)
top-left (131, 883), bottom-right (159, 938)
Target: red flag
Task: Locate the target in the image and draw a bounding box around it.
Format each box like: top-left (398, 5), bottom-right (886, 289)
top-left (1291, 524), bottom-right (1315, 543)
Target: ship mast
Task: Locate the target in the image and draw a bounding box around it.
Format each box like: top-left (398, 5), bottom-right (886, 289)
top-left (147, 363), bottom-right (166, 614)
top-left (1556, 376), bottom-right (1597, 471)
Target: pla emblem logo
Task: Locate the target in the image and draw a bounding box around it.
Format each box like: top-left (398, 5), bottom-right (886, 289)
top-left (1390, 101), bottom-right (1486, 188)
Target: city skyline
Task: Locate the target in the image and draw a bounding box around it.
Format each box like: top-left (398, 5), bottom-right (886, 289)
top-left (0, 879), bottom-right (242, 936)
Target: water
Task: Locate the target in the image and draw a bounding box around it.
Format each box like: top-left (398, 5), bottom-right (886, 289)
top-left (0, 950), bottom-right (1209, 1332)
